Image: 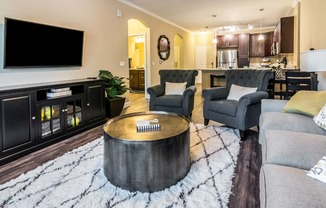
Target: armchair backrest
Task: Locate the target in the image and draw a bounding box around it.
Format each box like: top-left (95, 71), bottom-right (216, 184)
top-left (159, 70), bottom-right (198, 88)
top-left (225, 69), bottom-right (272, 91)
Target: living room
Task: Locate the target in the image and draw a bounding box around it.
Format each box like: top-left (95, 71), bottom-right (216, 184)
top-left (1, 0), bottom-right (326, 207)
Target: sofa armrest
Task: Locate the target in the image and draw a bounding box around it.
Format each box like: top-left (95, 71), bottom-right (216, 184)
top-left (261, 99), bottom-right (288, 113)
top-left (202, 87), bottom-right (229, 101)
top-left (147, 84), bottom-right (165, 97)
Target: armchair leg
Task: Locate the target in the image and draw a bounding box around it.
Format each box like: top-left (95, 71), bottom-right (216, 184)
top-left (204, 118), bottom-right (209, 126)
top-left (239, 130), bottom-right (247, 141)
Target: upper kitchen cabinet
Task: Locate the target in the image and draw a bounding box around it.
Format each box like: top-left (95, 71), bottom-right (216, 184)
top-left (216, 34), bottom-right (239, 48)
top-left (264, 32), bottom-right (274, 56)
top-left (274, 16), bottom-right (294, 54)
top-left (249, 32), bottom-right (274, 57)
top-left (238, 33), bottom-right (250, 67)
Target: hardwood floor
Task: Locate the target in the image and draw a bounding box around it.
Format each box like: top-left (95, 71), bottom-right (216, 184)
top-left (0, 84), bottom-right (261, 208)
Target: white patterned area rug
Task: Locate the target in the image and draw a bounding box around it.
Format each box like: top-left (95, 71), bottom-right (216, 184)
top-left (0, 123), bottom-right (240, 208)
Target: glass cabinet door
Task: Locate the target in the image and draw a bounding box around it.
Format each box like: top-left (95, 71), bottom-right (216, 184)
top-left (40, 104), bottom-right (62, 139)
top-left (66, 98), bottom-right (83, 130)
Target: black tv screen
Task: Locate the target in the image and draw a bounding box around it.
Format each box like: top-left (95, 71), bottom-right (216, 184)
top-left (4, 18), bottom-right (84, 68)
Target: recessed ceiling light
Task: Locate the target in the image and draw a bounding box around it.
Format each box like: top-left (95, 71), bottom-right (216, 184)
top-left (259, 8), bottom-right (264, 11)
top-left (212, 14), bottom-right (217, 17)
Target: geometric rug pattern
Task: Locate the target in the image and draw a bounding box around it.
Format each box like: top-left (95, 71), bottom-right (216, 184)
top-left (0, 123), bottom-right (240, 208)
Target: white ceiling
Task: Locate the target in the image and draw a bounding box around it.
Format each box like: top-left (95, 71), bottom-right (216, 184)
top-left (119, 0), bottom-right (298, 33)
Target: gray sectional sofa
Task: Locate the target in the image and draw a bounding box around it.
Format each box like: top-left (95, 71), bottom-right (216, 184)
top-left (259, 99), bottom-right (326, 208)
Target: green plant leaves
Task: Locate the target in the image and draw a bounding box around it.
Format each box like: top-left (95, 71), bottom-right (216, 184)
top-left (98, 70), bottom-right (130, 100)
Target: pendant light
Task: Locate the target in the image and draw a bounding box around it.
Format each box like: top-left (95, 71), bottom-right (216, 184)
top-left (258, 9), bottom-right (264, 40)
top-left (212, 30), bottom-right (217, 44)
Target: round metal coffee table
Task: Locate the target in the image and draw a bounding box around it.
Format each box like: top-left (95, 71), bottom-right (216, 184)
top-left (103, 111), bottom-right (190, 193)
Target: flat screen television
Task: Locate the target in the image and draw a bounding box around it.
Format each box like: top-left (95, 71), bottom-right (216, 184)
top-left (3, 18), bottom-right (84, 68)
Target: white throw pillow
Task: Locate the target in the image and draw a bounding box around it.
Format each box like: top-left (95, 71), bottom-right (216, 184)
top-left (313, 103), bottom-right (326, 130)
top-left (226, 84), bottom-right (257, 101)
top-left (165, 82), bottom-right (187, 95)
top-left (307, 156), bottom-right (326, 183)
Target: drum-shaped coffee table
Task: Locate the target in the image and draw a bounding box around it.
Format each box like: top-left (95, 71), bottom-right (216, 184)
top-left (103, 111), bottom-right (190, 193)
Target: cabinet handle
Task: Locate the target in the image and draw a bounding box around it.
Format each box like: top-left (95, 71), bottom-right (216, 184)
top-left (32, 116), bottom-right (36, 120)
top-left (87, 103), bottom-right (90, 106)
top-left (65, 109), bottom-right (68, 112)
top-left (62, 109), bottom-right (65, 113)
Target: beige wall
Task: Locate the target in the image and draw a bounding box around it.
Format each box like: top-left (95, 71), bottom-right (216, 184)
top-left (300, 0), bottom-right (326, 90)
top-left (0, 0), bottom-right (194, 87)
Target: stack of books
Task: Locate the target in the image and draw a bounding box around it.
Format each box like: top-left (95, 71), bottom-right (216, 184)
top-left (47, 87), bottom-right (72, 98)
top-left (136, 119), bottom-right (161, 132)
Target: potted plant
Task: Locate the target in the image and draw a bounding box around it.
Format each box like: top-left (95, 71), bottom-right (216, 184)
top-left (98, 70), bottom-right (129, 118)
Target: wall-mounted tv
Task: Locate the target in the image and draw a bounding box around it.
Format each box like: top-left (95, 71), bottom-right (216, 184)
top-left (3, 18), bottom-right (84, 68)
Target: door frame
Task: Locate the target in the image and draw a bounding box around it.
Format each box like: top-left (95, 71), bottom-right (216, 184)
top-left (128, 31), bottom-right (151, 99)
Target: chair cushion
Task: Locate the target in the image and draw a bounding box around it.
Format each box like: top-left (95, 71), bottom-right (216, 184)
top-left (155, 95), bottom-right (183, 107)
top-left (206, 99), bottom-right (238, 116)
top-left (226, 84), bottom-right (257, 101)
top-left (165, 82), bottom-right (187, 95)
top-left (282, 90), bottom-right (326, 117)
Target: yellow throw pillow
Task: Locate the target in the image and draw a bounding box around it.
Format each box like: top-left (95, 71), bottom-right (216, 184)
top-left (282, 90), bottom-right (326, 117)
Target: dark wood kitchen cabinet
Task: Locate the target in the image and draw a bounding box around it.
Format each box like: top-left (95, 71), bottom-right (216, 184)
top-left (250, 33), bottom-right (265, 57)
top-left (238, 33), bottom-right (250, 67)
top-left (216, 34), bottom-right (239, 48)
top-left (249, 32), bottom-right (274, 57)
top-left (274, 16), bottom-right (294, 53)
top-left (264, 32), bottom-right (274, 56)
top-left (0, 79), bottom-right (106, 165)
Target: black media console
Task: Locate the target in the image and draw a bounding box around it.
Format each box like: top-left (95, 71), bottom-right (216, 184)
top-left (0, 79), bottom-right (107, 165)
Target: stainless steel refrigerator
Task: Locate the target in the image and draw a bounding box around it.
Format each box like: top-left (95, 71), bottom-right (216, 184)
top-left (217, 49), bottom-right (238, 68)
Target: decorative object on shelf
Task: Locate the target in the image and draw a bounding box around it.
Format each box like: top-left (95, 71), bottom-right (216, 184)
top-left (71, 117), bottom-right (80, 127)
top-left (157, 35), bottom-right (170, 61)
top-left (270, 63), bottom-right (284, 79)
top-left (98, 70), bottom-right (130, 118)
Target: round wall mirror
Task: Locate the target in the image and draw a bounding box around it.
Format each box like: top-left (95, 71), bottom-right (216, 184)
top-left (157, 35), bottom-right (170, 61)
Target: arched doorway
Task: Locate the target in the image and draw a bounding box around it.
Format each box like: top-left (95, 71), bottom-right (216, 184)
top-left (128, 19), bottom-right (151, 98)
top-left (174, 34), bottom-right (184, 68)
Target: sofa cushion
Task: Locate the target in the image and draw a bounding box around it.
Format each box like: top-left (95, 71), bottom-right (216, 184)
top-left (282, 90), bottom-right (326, 117)
top-left (262, 130), bottom-right (326, 170)
top-left (260, 164), bottom-right (326, 208)
top-left (259, 111), bottom-right (326, 145)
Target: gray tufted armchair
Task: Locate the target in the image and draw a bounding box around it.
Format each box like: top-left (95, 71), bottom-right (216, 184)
top-left (147, 69), bottom-right (198, 117)
top-left (203, 69), bottom-right (272, 138)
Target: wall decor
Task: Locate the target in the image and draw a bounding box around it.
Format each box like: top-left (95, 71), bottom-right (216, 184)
top-left (157, 35), bottom-right (170, 61)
